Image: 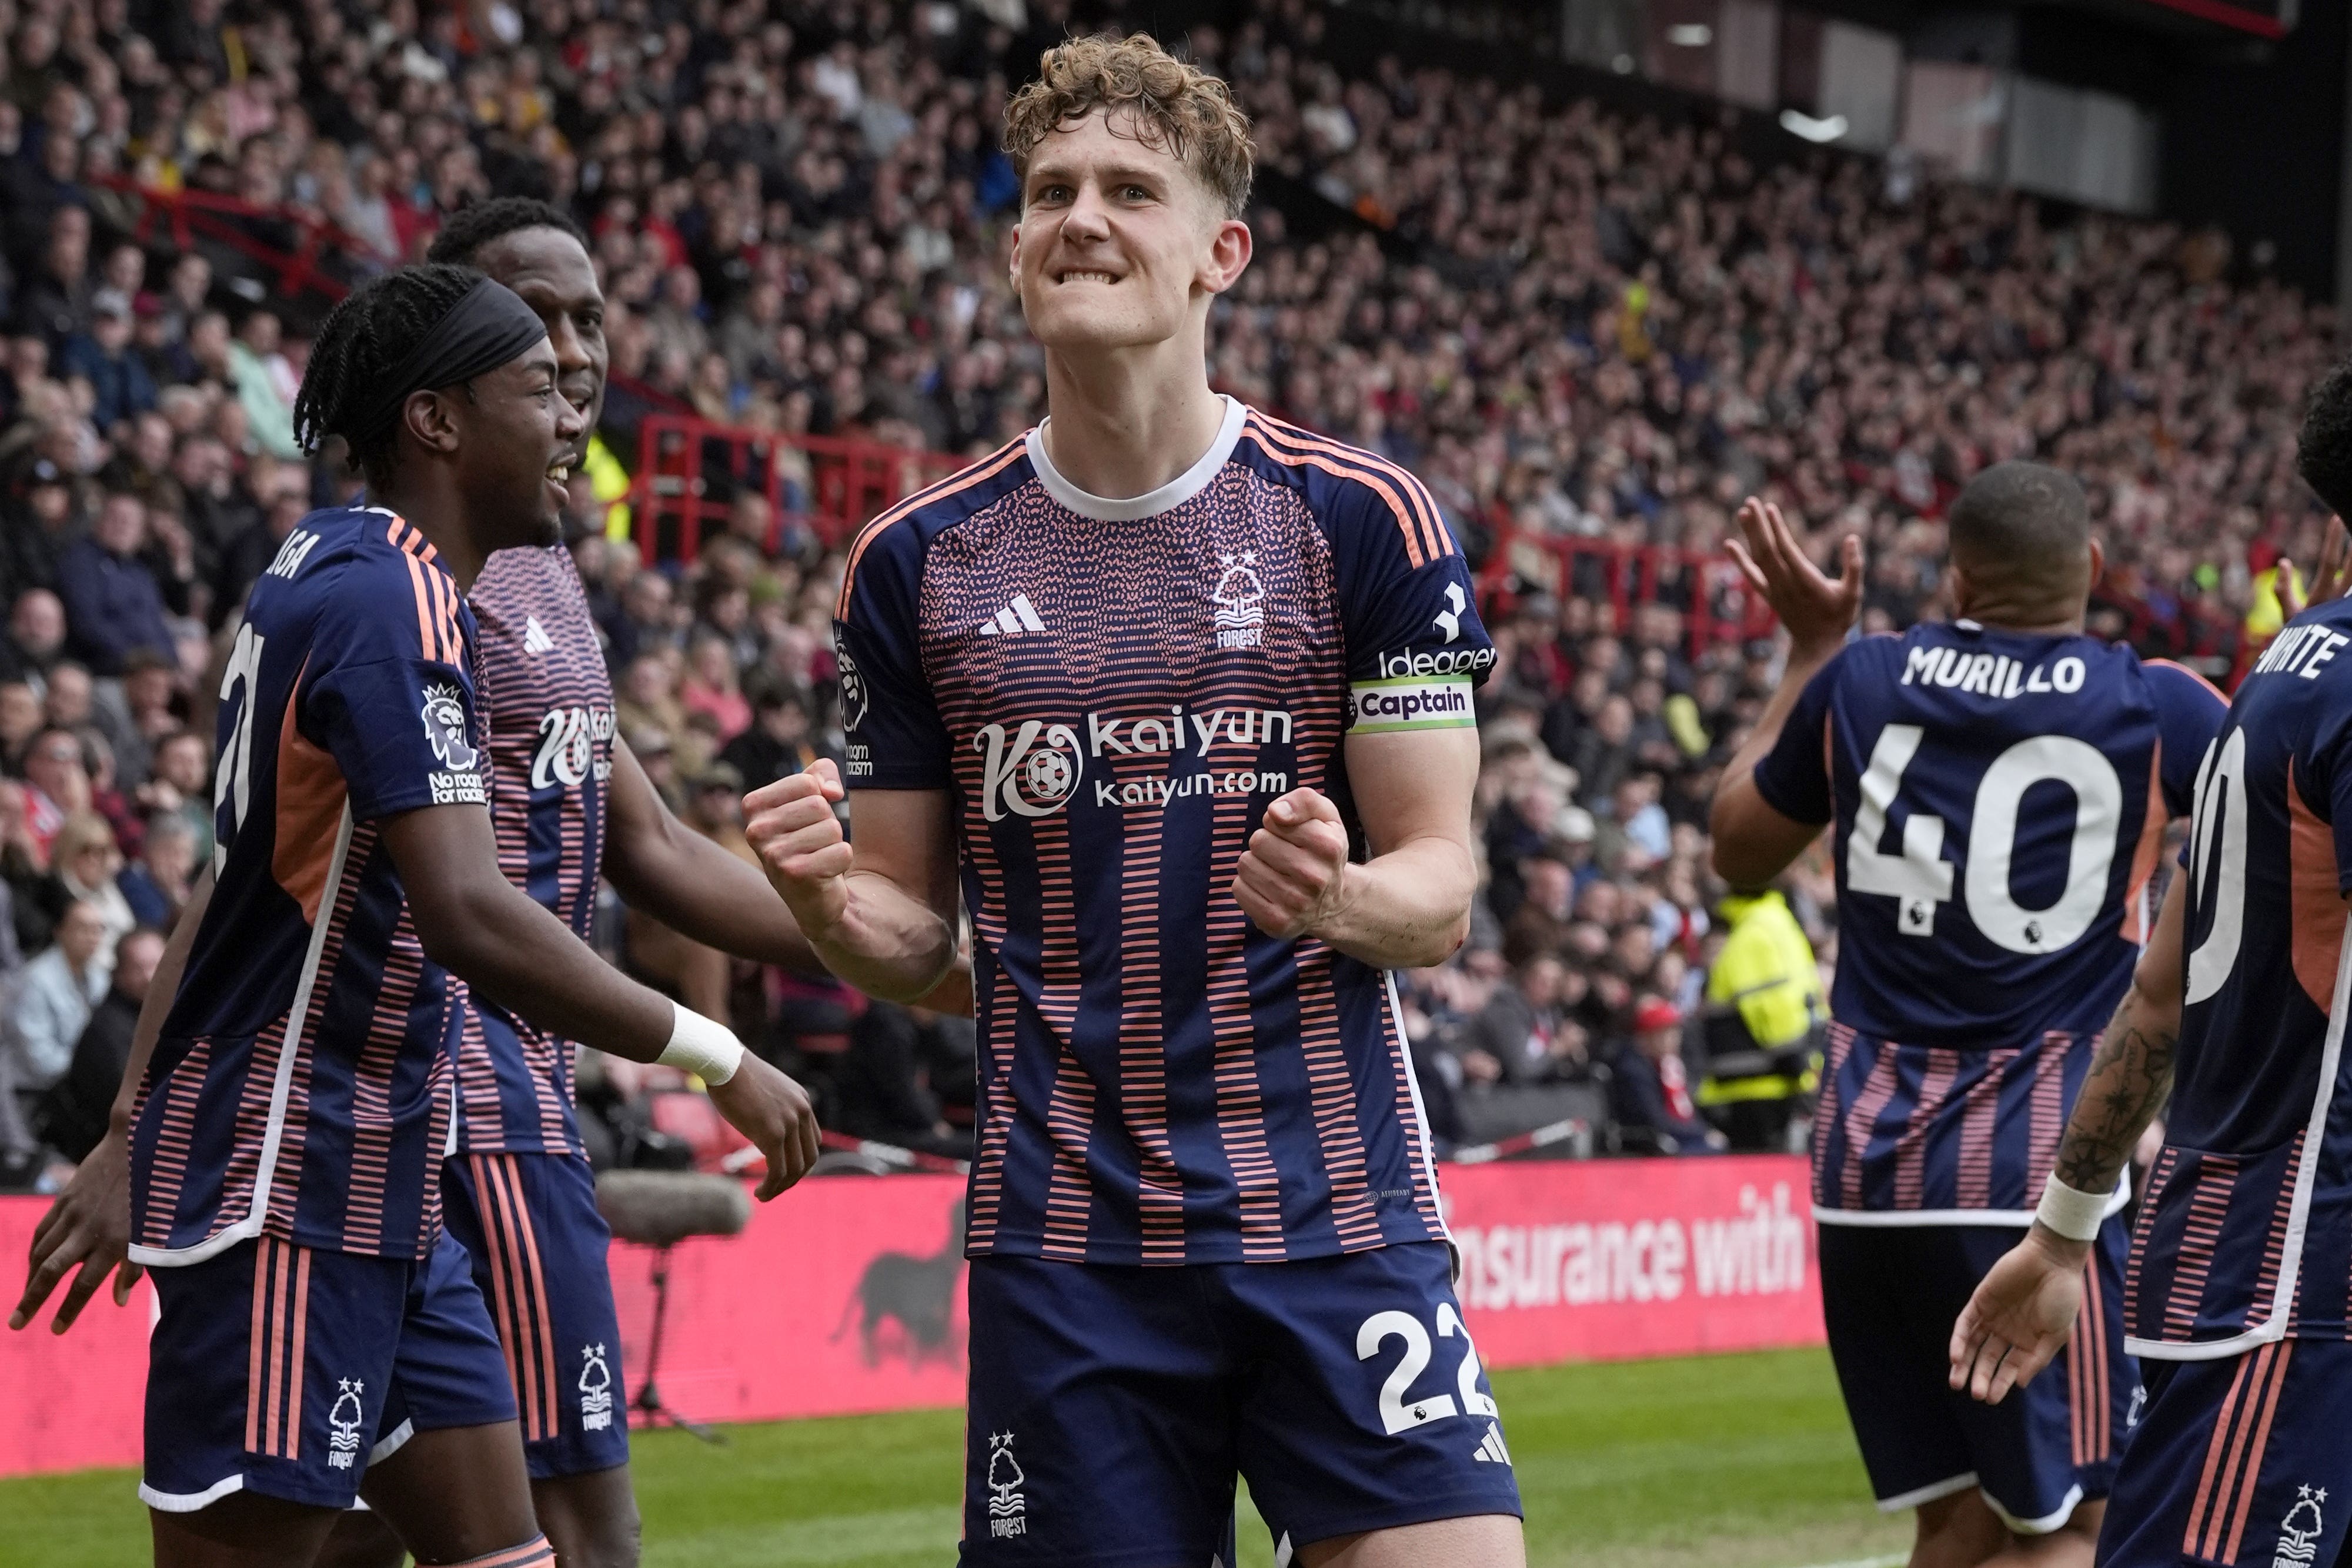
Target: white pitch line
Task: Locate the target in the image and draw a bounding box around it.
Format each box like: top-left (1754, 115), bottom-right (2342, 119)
top-left (1790, 1555), bottom-right (1907, 1568)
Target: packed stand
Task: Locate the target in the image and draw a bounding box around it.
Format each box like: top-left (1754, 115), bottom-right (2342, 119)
top-left (0, 0), bottom-right (2334, 1183)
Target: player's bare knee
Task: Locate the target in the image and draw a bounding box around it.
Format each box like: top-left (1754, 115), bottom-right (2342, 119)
top-left (542, 1504), bottom-right (640, 1568)
top-left (1909, 1489), bottom-right (2007, 1567)
top-left (313, 1510), bottom-right (410, 1568)
top-left (534, 1467), bottom-right (642, 1568)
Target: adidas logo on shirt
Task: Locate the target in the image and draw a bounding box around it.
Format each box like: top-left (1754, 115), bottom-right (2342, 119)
top-left (976, 594), bottom-right (1047, 637)
top-left (1471, 1421), bottom-right (1512, 1465)
top-left (523, 616), bottom-right (556, 655)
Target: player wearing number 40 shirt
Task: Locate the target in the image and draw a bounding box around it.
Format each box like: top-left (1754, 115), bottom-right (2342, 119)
top-left (750, 35), bottom-right (1521, 1567)
top-left (1952, 363), bottom-right (2352, 1568)
top-left (1712, 465), bottom-right (2227, 1567)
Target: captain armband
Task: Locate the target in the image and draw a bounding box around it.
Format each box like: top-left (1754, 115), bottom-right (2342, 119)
top-left (1348, 676), bottom-right (1475, 734)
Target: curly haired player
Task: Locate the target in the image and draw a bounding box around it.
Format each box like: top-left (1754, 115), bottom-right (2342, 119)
top-left (751, 34), bottom-right (1522, 1566)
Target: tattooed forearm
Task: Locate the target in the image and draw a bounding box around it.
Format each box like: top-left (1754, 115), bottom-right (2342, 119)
top-left (2051, 994), bottom-right (2177, 1195)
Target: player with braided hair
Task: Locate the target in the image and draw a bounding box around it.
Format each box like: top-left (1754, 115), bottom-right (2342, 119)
top-left (12, 263), bottom-right (820, 1566)
top-left (315, 199), bottom-right (911, 1568)
top-left (290, 262), bottom-right (492, 485)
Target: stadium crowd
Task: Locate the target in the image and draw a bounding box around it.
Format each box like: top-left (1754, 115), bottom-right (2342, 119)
top-left (0, 0), bottom-right (2336, 1185)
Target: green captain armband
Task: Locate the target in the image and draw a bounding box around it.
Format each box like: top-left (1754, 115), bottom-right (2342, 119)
top-left (1349, 676), bottom-right (1476, 734)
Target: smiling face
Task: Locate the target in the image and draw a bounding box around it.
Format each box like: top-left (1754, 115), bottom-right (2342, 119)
top-left (470, 226), bottom-right (607, 464)
top-left (442, 341), bottom-right (583, 552)
top-left (1010, 109), bottom-right (1251, 359)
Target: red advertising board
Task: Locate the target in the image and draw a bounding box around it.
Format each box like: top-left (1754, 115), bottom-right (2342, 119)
top-left (0, 1156), bottom-right (1822, 1480)
top-left (1446, 1154), bottom-right (1822, 1367)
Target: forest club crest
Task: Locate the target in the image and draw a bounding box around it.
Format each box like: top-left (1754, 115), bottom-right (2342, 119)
top-left (1210, 552), bottom-right (1265, 650)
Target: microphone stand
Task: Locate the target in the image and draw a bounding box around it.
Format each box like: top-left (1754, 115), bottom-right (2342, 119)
top-left (632, 1242), bottom-right (724, 1445)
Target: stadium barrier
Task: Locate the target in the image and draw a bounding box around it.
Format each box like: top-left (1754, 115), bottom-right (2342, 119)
top-left (85, 174), bottom-right (372, 313)
top-left (630, 414), bottom-right (963, 563)
top-left (1478, 523), bottom-right (1779, 659)
top-left (0, 1156), bottom-right (1819, 1480)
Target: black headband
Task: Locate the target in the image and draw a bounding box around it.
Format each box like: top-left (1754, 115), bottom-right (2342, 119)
top-left (339, 275), bottom-right (550, 444)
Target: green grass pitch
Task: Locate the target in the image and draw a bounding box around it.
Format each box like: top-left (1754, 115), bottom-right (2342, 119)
top-left (0, 1348), bottom-right (1909, 1568)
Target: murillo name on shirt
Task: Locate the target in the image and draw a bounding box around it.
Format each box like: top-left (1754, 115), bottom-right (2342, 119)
top-left (1899, 644), bottom-right (2089, 698)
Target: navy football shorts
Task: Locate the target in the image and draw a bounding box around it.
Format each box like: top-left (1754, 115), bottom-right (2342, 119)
top-left (142, 1229), bottom-right (513, 1513)
top-left (1819, 1219), bottom-right (2135, 1533)
top-left (2098, 1338), bottom-right (2352, 1567)
top-left (441, 1150), bottom-right (630, 1480)
top-left (960, 1241), bottom-right (1524, 1566)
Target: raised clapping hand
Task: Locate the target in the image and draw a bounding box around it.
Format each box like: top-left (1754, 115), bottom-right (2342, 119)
top-left (1726, 497), bottom-right (1865, 656)
top-left (8, 1126), bottom-right (141, 1334)
top-left (744, 757), bottom-right (851, 930)
top-left (1946, 1226), bottom-right (2089, 1406)
top-left (1235, 787), bottom-right (1351, 940)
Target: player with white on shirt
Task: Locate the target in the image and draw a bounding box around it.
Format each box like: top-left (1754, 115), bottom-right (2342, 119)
top-left (1951, 366), bottom-right (2352, 1568)
top-left (1710, 467), bottom-right (2226, 1567)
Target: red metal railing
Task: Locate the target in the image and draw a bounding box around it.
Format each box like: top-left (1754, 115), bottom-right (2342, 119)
top-left (89, 175), bottom-right (369, 306)
top-left (632, 413), bottom-right (963, 562)
top-left (1480, 521), bottom-right (1776, 657)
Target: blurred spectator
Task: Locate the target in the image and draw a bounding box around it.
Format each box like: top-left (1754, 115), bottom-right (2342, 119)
top-left (14, 204), bottom-right (90, 348)
top-left (35, 810), bottom-right (133, 960)
top-left (720, 676), bottom-right (824, 791)
top-left (57, 489), bottom-right (172, 674)
top-left (1459, 953), bottom-right (1590, 1087)
top-left (626, 728), bottom-right (682, 818)
top-left (1609, 995), bottom-right (1725, 1155)
top-left (0, 586), bottom-right (64, 688)
top-left (119, 809), bottom-right (197, 929)
top-left (3, 895), bottom-right (110, 1101)
top-left (61, 287), bottom-right (155, 431)
top-left (21, 724), bottom-right (89, 861)
top-left (0, 681), bottom-right (41, 768)
top-left (617, 653), bottom-right (695, 769)
top-left (680, 631), bottom-right (751, 741)
top-left (834, 999), bottom-right (977, 1159)
top-left (602, 570), bottom-right (676, 676)
top-left (139, 728), bottom-right (213, 865)
top-left (227, 309), bottom-right (302, 460)
top-left (32, 922), bottom-right (163, 1165)
top-left (107, 647), bottom-right (182, 789)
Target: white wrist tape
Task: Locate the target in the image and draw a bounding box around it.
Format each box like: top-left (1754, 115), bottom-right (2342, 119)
top-left (2035, 1173), bottom-right (2110, 1242)
top-left (659, 1002), bottom-right (744, 1086)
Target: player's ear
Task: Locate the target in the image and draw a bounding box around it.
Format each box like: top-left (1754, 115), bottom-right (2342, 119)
top-left (1200, 213), bottom-right (1251, 296)
top-left (2084, 537), bottom-right (2105, 596)
top-left (402, 386), bottom-right (465, 459)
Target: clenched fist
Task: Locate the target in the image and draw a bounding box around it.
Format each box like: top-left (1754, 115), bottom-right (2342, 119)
top-left (746, 758), bottom-right (853, 931)
top-left (1235, 787), bottom-right (1351, 940)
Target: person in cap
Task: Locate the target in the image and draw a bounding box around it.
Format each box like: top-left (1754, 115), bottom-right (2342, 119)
top-left (60, 286), bottom-right (158, 432)
top-left (10, 263), bottom-right (819, 1567)
top-left (1608, 994), bottom-right (1725, 1154)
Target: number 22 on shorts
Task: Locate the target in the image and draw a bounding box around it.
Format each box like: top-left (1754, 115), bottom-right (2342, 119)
top-left (1356, 1304), bottom-right (1498, 1435)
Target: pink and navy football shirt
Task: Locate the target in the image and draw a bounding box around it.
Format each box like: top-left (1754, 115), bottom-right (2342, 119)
top-left (837, 397), bottom-right (1491, 1265)
top-left (129, 505), bottom-right (487, 1266)
top-left (1752, 621), bottom-right (2225, 1226)
top-left (2126, 595), bottom-right (2352, 1357)
top-left (452, 544), bottom-right (615, 1156)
